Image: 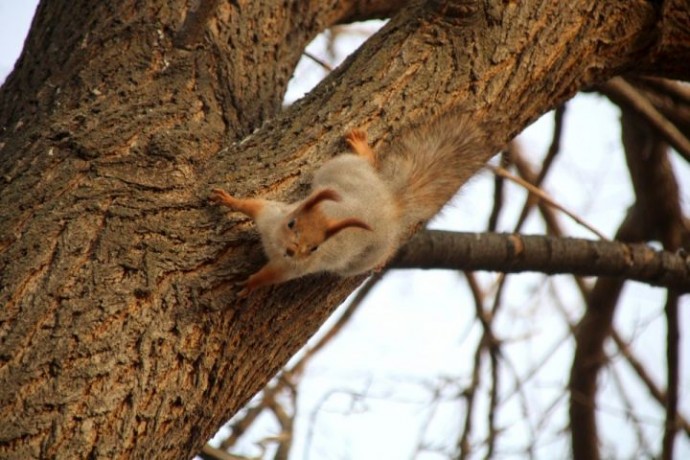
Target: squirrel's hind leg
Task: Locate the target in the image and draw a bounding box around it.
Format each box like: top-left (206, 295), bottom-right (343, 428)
top-left (210, 188), bottom-right (267, 220)
top-left (345, 129), bottom-right (377, 168)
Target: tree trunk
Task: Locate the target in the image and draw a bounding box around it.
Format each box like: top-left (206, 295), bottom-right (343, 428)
top-left (0, 0), bottom-right (687, 458)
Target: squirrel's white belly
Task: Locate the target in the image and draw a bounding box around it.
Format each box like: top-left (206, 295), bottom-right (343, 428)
top-left (313, 155), bottom-right (401, 276)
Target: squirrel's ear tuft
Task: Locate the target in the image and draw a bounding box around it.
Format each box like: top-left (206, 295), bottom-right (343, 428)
top-left (325, 218), bottom-right (372, 239)
top-left (300, 188), bottom-right (342, 212)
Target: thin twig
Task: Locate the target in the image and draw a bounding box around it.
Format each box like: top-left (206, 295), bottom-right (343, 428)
top-left (288, 271), bottom-right (385, 378)
top-left (214, 274), bottom-right (384, 455)
top-left (609, 361), bottom-right (655, 457)
top-left (514, 105), bottom-right (566, 231)
top-left (488, 150), bottom-right (510, 231)
top-left (457, 272), bottom-right (486, 460)
top-left (199, 444), bottom-right (254, 460)
top-left (302, 51), bottom-right (333, 72)
top-left (662, 291), bottom-right (680, 460)
top-left (488, 164), bottom-right (609, 240)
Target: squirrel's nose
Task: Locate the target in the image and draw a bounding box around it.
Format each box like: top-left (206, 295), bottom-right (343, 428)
top-left (285, 248), bottom-right (295, 257)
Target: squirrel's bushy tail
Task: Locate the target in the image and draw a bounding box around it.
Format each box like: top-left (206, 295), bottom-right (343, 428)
top-left (380, 111), bottom-right (487, 231)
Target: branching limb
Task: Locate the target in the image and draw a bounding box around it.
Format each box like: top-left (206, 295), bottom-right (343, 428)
top-left (599, 77), bottom-right (690, 163)
top-left (569, 97), bottom-right (688, 460)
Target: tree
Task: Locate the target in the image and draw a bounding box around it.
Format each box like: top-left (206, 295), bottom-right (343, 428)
top-left (0, 1), bottom-right (688, 459)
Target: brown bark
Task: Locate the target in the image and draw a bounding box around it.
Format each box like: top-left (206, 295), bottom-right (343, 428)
top-left (0, 0), bottom-right (688, 458)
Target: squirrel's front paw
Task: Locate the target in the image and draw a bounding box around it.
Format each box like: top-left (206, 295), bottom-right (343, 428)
top-left (235, 279), bottom-right (251, 298)
top-left (345, 129), bottom-right (377, 167)
top-left (210, 188), bottom-right (238, 209)
top-left (345, 129), bottom-right (368, 149)
top-left (236, 275), bottom-right (261, 298)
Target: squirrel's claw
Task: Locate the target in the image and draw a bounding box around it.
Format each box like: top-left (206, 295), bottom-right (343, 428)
top-left (345, 128), bottom-right (368, 148)
top-left (209, 188), bottom-right (235, 207)
top-left (235, 279), bottom-right (251, 298)
top-left (345, 129), bottom-right (377, 167)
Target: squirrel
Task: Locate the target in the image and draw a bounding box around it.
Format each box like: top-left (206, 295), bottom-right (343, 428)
top-left (210, 110), bottom-right (485, 296)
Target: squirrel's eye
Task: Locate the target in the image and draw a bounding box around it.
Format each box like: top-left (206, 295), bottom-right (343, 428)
top-left (287, 218), bottom-right (296, 229)
top-left (310, 245), bottom-right (319, 253)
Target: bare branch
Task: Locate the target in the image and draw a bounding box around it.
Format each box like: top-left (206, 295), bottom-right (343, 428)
top-left (466, 271), bottom-right (503, 459)
top-left (629, 78), bottom-right (690, 137)
top-left (611, 331), bottom-right (690, 437)
top-left (662, 291), bottom-right (681, 460)
top-left (487, 150), bottom-right (511, 231)
top-left (515, 141), bottom-right (690, 452)
top-left (569, 95), bottom-right (688, 460)
top-left (392, 230), bottom-right (690, 292)
top-left (523, 150), bottom-right (690, 444)
top-left (264, 390), bottom-right (293, 460)
top-left (513, 105), bottom-right (567, 231)
top-left (457, 272), bottom-right (487, 459)
top-left (609, 365), bottom-right (655, 457)
top-left (199, 444), bottom-right (255, 460)
top-left (488, 165), bottom-right (609, 240)
top-left (288, 271), bottom-right (385, 378)
top-left (302, 51), bottom-right (334, 73)
top-left (599, 77), bottom-right (690, 163)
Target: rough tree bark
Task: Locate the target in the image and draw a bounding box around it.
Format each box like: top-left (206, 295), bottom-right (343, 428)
top-left (0, 0), bottom-right (688, 458)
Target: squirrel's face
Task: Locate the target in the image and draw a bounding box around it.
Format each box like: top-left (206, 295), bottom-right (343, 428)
top-left (280, 188), bottom-right (373, 261)
top-left (280, 210), bottom-right (329, 261)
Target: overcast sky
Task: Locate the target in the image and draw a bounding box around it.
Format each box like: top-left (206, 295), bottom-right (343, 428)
top-left (0, 2), bottom-right (38, 83)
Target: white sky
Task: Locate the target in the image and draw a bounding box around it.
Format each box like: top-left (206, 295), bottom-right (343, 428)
top-left (1, 3), bottom-right (688, 459)
top-left (0, 1), bottom-right (37, 84)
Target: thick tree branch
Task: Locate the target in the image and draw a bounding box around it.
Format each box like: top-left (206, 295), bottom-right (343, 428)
top-left (337, 0), bottom-right (404, 23)
top-left (645, 0), bottom-right (690, 79)
top-left (392, 230), bottom-right (690, 292)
